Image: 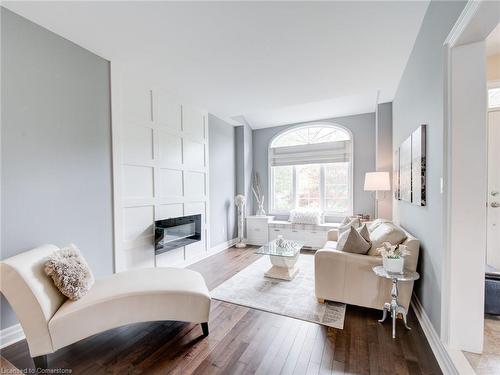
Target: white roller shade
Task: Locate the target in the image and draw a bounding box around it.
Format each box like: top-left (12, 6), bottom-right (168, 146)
top-left (269, 140), bottom-right (351, 166)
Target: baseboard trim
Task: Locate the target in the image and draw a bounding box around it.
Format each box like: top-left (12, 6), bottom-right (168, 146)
top-left (209, 238), bottom-right (239, 254)
top-left (180, 238), bottom-right (238, 268)
top-left (412, 294), bottom-right (475, 375)
top-left (0, 323), bottom-right (25, 349)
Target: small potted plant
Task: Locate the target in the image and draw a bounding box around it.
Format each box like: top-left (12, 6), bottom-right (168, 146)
top-left (377, 242), bottom-right (410, 274)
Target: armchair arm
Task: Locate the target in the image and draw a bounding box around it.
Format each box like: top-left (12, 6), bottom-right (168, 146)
top-left (327, 229), bottom-right (338, 241)
top-left (315, 249), bottom-right (384, 305)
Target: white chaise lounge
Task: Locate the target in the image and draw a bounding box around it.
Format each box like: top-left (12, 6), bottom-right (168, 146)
top-left (0, 244), bottom-right (211, 369)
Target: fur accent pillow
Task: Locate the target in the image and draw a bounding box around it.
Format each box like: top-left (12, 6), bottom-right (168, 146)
top-left (44, 244), bottom-right (94, 300)
top-left (288, 209), bottom-right (322, 225)
top-left (337, 226), bottom-right (371, 255)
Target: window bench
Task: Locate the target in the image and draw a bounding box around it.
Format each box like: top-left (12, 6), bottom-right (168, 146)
top-left (246, 216), bottom-right (339, 248)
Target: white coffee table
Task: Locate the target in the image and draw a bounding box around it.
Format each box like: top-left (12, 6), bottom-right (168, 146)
top-left (255, 239), bottom-right (304, 280)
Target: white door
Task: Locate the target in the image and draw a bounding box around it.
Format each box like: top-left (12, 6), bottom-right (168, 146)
top-left (487, 109), bottom-right (500, 269)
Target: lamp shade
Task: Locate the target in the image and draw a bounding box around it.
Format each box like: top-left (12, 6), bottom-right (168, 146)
top-left (364, 172), bottom-right (391, 191)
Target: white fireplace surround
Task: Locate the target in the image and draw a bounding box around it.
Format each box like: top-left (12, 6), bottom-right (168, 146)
top-left (111, 64), bottom-right (210, 272)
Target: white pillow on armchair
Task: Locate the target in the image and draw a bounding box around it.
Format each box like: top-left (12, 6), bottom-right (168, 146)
top-left (367, 222), bottom-right (407, 256)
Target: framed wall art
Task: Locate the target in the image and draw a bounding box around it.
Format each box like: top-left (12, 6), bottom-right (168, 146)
top-left (399, 136), bottom-right (412, 202)
top-left (411, 125), bottom-right (427, 206)
top-left (394, 124), bottom-right (427, 206)
top-left (394, 148), bottom-right (400, 200)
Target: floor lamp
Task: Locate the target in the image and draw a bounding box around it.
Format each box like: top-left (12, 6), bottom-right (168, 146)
top-left (364, 172), bottom-right (391, 219)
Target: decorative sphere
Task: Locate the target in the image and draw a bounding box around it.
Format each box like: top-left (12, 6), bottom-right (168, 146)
top-left (235, 194), bottom-right (246, 206)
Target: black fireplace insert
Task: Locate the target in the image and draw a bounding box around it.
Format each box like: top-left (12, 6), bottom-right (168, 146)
top-left (154, 214), bottom-right (201, 255)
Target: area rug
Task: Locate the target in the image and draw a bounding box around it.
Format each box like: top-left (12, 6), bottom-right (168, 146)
top-left (211, 253), bottom-right (346, 329)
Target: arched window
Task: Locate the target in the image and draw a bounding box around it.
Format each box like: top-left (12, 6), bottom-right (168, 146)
top-left (269, 124), bottom-right (353, 215)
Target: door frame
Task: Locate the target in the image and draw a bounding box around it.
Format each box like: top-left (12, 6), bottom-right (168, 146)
top-left (442, 0), bottom-right (500, 354)
top-left (487, 81), bottom-right (500, 269)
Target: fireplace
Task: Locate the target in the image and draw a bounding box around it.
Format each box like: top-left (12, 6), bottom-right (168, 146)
top-left (154, 214), bottom-right (202, 255)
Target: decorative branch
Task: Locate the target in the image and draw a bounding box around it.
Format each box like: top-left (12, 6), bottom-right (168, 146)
top-left (252, 172), bottom-right (266, 216)
top-left (252, 172), bottom-right (263, 204)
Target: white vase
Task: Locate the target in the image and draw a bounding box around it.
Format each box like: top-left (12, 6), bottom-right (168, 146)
top-left (256, 201), bottom-right (266, 216)
top-left (383, 257), bottom-right (405, 274)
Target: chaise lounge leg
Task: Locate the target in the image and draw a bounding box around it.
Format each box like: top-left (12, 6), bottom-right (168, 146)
top-left (317, 298), bottom-right (325, 304)
top-left (33, 355), bottom-right (48, 371)
top-left (201, 322), bottom-right (209, 336)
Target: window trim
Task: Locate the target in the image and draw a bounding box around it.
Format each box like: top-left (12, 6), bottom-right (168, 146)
top-left (270, 123), bottom-right (351, 148)
top-left (268, 122), bottom-right (354, 217)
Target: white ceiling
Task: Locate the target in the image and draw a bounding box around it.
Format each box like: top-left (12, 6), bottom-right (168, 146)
top-left (3, 1), bottom-right (429, 128)
top-left (244, 92), bottom-right (378, 129)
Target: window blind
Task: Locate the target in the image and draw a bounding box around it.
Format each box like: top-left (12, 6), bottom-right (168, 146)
top-left (269, 140), bottom-right (351, 166)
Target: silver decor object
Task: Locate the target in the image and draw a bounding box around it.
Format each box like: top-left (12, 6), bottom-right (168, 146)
top-left (373, 266), bottom-right (420, 339)
top-left (234, 195), bottom-right (247, 248)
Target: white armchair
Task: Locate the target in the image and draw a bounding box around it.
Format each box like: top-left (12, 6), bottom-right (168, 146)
top-left (315, 224), bottom-right (420, 311)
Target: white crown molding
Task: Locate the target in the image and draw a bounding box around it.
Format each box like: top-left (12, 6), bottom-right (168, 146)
top-left (412, 294), bottom-right (476, 375)
top-left (0, 323), bottom-right (25, 349)
top-left (444, 0), bottom-right (481, 48)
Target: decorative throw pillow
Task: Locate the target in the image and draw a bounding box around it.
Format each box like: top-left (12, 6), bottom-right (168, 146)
top-left (288, 209), bottom-right (322, 225)
top-left (338, 217), bottom-right (360, 236)
top-left (368, 218), bottom-right (392, 233)
top-left (367, 223), bottom-right (407, 256)
top-left (357, 223), bottom-right (371, 243)
top-left (337, 226), bottom-right (371, 254)
top-left (341, 216), bottom-right (351, 225)
top-left (44, 244), bottom-right (95, 300)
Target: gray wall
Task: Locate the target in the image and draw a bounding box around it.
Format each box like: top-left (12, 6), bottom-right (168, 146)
top-left (244, 123), bottom-right (254, 216)
top-left (392, 0), bottom-right (466, 334)
top-left (1, 8), bottom-right (113, 329)
top-left (235, 122), bottom-right (254, 216)
top-left (208, 114), bottom-right (237, 247)
top-left (376, 102), bottom-right (393, 220)
top-left (236, 127), bottom-right (245, 197)
top-left (252, 112), bottom-right (376, 218)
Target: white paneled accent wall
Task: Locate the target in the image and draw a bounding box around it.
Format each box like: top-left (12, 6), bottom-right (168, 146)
top-left (112, 70), bottom-right (209, 272)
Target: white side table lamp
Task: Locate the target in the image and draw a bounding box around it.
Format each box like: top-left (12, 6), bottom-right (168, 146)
top-left (364, 171), bottom-right (391, 219)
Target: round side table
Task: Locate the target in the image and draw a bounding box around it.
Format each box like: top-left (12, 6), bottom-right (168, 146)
top-left (372, 266), bottom-right (420, 339)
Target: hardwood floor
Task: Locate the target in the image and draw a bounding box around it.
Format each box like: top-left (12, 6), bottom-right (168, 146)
top-left (0, 356), bottom-right (22, 374)
top-left (1, 247), bottom-right (441, 374)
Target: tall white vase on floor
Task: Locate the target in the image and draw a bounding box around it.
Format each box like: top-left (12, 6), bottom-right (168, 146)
top-left (235, 195), bottom-right (247, 248)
